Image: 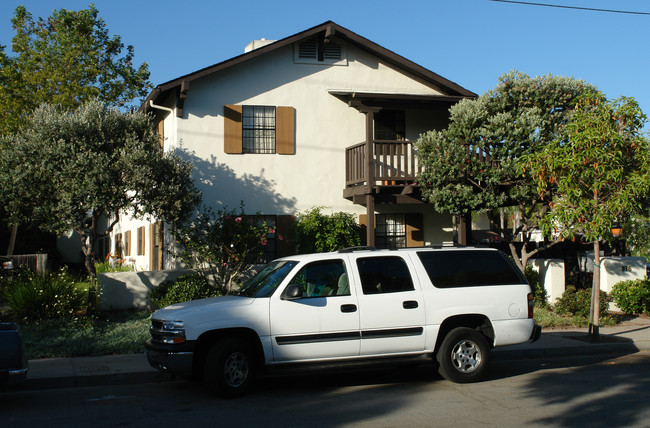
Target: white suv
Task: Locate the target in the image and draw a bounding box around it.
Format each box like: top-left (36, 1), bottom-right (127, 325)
top-left (145, 247), bottom-right (541, 397)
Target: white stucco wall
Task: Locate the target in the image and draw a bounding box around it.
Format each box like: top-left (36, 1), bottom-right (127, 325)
top-left (168, 42), bottom-right (447, 216)
top-left (600, 257), bottom-right (646, 293)
top-left (530, 259), bottom-right (566, 304)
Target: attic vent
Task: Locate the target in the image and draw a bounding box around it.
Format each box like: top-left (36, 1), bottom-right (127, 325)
top-left (323, 43), bottom-right (342, 60)
top-left (295, 37), bottom-right (347, 65)
top-left (298, 39), bottom-right (318, 59)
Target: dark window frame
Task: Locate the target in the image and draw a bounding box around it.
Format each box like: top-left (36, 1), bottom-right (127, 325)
top-left (242, 105), bottom-right (276, 154)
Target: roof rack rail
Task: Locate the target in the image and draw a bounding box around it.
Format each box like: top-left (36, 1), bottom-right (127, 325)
top-left (338, 246), bottom-right (376, 253)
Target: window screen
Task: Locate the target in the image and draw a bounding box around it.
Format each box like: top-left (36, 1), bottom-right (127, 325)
top-left (417, 250), bottom-right (527, 288)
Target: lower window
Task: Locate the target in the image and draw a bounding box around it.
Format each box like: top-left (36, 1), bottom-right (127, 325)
top-left (376, 214), bottom-right (406, 249)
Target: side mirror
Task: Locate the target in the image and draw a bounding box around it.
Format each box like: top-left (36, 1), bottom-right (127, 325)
top-left (282, 284), bottom-right (303, 300)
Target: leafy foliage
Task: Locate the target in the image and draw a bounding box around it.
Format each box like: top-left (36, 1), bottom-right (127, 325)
top-left (148, 274), bottom-right (221, 308)
top-left (2, 267), bottom-right (86, 321)
top-left (416, 71), bottom-right (593, 270)
top-left (295, 207), bottom-right (362, 253)
top-left (0, 101), bottom-right (201, 279)
top-left (554, 285), bottom-right (611, 319)
top-left (173, 203), bottom-right (268, 294)
top-left (524, 91), bottom-right (650, 243)
top-left (0, 4), bottom-right (150, 136)
top-left (524, 265), bottom-right (547, 307)
top-left (523, 90), bottom-right (650, 332)
top-left (611, 279), bottom-right (650, 315)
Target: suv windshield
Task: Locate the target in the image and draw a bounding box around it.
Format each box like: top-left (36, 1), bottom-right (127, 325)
top-left (237, 260), bottom-right (298, 297)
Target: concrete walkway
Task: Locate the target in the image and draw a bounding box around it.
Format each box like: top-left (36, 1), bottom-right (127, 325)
top-left (17, 315), bottom-right (650, 390)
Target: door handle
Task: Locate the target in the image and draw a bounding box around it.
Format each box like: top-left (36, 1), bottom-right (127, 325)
top-left (341, 304), bottom-right (357, 313)
top-left (403, 300), bottom-right (418, 309)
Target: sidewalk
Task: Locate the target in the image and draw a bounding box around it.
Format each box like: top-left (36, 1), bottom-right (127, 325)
top-left (17, 316), bottom-right (650, 391)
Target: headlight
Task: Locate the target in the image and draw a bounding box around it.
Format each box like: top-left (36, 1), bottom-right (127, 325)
top-left (151, 319), bottom-right (186, 344)
top-left (162, 320), bottom-right (184, 331)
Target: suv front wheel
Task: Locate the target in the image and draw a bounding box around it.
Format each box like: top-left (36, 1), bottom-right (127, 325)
top-left (437, 327), bottom-right (490, 383)
top-left (204, 338), bottom-right (255, 398)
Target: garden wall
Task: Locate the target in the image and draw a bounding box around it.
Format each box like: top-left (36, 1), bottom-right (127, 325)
top-left (98, 269), bottom-right (194, 311)
top-left (530, 259), bottom-right (565, 304)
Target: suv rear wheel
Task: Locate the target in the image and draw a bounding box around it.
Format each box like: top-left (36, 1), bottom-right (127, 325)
top-left (437, 327), bottom-right (490, 383)
top-left (204, 338), bottom-right (255, 398)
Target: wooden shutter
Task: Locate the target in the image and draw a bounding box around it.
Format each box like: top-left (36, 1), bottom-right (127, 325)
top-left (157, 120), bottom-right (164, 150)
top-left (125, 231), bottom-right (131, 257)
top-left (137, 226), bottom-right (145, 256)
top-left (276, 106), bottom-right (295, 155)
top-left (224, 104), bottom-right (243, 154)
top-left (276, 215), bottom-right (296, 257)
top-left (406, 213), bottom-right (424, 247)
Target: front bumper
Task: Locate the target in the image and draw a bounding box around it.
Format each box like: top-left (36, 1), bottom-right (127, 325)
top-left (144, 338), bottom-right (195, 376)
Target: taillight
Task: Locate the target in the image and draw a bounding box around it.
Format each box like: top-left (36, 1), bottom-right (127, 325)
top-left (527, 293), bottom-right (534, 318)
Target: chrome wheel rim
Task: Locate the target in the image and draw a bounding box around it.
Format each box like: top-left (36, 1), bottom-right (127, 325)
top-left (223, 351), bottom-right (249, 388)
top-left (450, 339), bottom-right (482, 373)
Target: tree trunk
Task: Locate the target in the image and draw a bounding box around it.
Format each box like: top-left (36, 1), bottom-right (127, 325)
top-left (588, 240), bottom-right (601, 341)
top-left (6, 223), bottom-right (17, 256)
top-left (78, 228), bottom-right (98, 312)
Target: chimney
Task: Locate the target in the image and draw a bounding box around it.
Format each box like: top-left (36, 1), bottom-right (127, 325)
top-left (244, 38), bottom-right (276, 53)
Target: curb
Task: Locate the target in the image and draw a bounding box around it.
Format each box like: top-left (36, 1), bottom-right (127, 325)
top-left (19, 370), bottom-right (171, 391)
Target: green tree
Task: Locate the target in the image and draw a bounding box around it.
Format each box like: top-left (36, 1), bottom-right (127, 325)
top-left (0, 4), bottom-right (151, 255)
top-left (0, 101), bottom-right (201, 281)
top-left (416, 71), bottom-right (593, 271)
top-left (172, 203), bottom-right (269, 294)
top-left (0, 4), bottom-right (150, 135)
top-left (295, 207), bottom-right (361, 253)
top-left (523, 91), bottom-right (650, 339)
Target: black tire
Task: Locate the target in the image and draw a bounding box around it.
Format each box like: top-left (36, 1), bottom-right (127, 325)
top-left (204, 338), bottom-right (255, 398)
top-left (437, 327), bottom-right (490, 383)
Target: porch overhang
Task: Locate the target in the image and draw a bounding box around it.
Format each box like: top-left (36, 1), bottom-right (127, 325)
top-left (328, 90), bottom-right (469, 110)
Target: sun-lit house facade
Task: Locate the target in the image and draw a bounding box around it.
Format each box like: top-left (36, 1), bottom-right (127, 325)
top-left (80, 21), bottom-right (476, 270)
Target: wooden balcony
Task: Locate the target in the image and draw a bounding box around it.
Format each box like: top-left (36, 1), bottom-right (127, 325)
top-left (343, 140), bottom-right (423, 204)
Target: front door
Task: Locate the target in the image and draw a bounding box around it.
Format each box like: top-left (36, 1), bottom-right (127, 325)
top-left (270, 258), bottom-right (360, 361)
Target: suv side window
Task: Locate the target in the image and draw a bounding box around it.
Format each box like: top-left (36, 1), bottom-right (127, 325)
top-left (356, 256), bottom-right (414, 294)
top-left (287, 259), bottom-right (350, 297)
top-left (417, 250), bottom-right (527, 288)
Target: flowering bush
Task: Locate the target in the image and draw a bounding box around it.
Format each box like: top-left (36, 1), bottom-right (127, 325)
top-left (173, 203), bottom-right (269, 294)
top-left (95, 253), bottom-right (135, 273)
top-left (2, 267), bottom-right (86, 321)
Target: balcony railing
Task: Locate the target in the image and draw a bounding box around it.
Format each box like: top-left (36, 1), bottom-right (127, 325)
top-left (345, 140), bottom-right (420, 187)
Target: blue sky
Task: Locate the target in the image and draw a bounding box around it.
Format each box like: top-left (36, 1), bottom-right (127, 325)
top-left (1, 0), bottom-right (649, 123)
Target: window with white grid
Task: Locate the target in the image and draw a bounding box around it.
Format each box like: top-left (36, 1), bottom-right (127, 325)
top-left (376, 214), bottom-right (406, 249)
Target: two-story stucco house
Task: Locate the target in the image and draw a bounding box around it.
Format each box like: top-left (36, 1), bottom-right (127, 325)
top-left (84, 21), bottom-right (477, 271)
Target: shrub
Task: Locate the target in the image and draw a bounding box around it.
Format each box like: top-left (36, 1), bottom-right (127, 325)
top-left (95, 255), bottom-right (136, 273)
top-left (525, 265), bottom-right (547, 307)
top-left (611, 278), bottom-right (650, 315)
top-left (554, 285), bottom-right (611, 318)
top-left (173, 203), bottom-right (268, 294)
top-left (2, 267), bottom-right (86, 321)
top-left (149, 274), bottom-right (221, 308)
top-left (296, 207), bottom-right (361, 253)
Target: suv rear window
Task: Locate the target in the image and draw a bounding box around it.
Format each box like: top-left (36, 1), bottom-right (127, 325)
top-left (356, 256), bottom-right (414, 294)
top-left (417, 250), bottom-right (526, 288)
